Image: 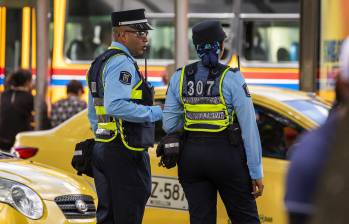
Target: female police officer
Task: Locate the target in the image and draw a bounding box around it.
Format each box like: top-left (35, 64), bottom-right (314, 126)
top-left (163, 21), bottom-right (264, 224)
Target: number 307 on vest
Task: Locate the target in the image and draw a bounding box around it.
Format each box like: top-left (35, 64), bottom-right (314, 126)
top-left (187, 80), bottom-right (215, 96)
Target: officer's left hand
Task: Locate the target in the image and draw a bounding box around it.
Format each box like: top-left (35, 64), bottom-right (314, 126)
top-left (251, 178), bottom-right (264, 198)
top-left (156, 133), bottom-right (181, 169)
top-left (156, 142), bottom-right (164, 158)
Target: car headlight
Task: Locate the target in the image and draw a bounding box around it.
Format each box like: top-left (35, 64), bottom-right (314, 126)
top-left (0, 178), bottom-right (43, 219)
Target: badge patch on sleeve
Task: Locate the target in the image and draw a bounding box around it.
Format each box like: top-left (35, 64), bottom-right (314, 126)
top-left (242, 83), bottom-right (251, 97)
top-left (119, 71), bottom-right (132, 85)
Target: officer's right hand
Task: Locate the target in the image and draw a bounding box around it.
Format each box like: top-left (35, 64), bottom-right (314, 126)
top-left (251, 178), bottom-right (264, 198)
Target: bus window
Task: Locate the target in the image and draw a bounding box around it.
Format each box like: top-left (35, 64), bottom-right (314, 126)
top-left (123, 0), bottom-right (174, 13)
top-left (242, 20), bottom-right (299, 63)
top-left (63, 0), bottom-right (233, 63)
top-left (64, 8), bottom-right (110, 62)
top-left (148, 18), bottom-right (230, 61)
top-left (189, 0), bottom-right (233, 13)
top-left (241, 0), bottom-right (300, 14)
top-left (64, 0), bottom-right (113, 61)
top-left (5, 8), bottom-right (22, 75)
top-left (64, 0), bottom-right (176, 62)
top-left (147, 18), bottom-right (174, 60)
top-left (65, 19), bottom-right (101, 61)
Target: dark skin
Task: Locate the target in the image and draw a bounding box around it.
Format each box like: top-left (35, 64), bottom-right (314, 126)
top-left (112, 26), bottom-right (148, 57)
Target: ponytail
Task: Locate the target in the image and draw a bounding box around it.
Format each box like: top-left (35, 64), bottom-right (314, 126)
top-left (196, 41), bottom-right (221, 68)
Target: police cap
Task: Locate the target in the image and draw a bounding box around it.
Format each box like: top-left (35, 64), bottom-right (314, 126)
top-left (111, 8), bottom-right (153, 30)
top-left (192, 21), bottom-right (226, 45)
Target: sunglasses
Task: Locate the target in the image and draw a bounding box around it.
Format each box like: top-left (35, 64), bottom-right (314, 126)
top-left (124, 30), bottom-right (149, 38)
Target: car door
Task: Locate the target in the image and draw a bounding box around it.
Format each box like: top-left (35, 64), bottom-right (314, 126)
top-left (254, 104), bottom-right (303, 224)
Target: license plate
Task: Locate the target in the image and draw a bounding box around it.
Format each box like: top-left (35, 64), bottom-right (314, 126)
top-left (146, 176), bottom-right (188, 210)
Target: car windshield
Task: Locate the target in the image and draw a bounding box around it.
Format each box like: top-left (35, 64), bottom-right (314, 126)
top-left (284, 99), bottom-right (329, 125)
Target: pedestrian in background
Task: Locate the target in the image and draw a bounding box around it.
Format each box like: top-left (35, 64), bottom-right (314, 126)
top-left (87, 9), bottom-right (162, 224)
top-left (0, 69), bottom-right (34, 151)
top-left (163, 20), bottom-right (263, 224)
top-left (285, 37), bottom-right (349, 224)
top-left (310, 40), bottom-right (349, 223)
top-left (51, 80), bottom-right (86, 127)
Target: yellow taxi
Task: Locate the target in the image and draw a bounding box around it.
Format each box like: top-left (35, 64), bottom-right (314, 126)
top-left (14, 86), bottom-right (330, 224)
top-left (0, 151), bottom-right (97, 224)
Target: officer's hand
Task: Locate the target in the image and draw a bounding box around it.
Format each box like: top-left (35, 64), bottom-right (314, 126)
top-left (156, 142), bottom-right (164, 157)
top-left (251, 178), bottom-right (264, 198)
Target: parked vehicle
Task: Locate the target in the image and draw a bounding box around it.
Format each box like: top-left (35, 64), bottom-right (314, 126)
top-left (14, 86), bottom-right (330, 223)
top-left (0, 151), bottom-right (97, 224)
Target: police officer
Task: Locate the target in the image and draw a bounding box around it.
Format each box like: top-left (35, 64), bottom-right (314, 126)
top-left (87, 9), bottom-right (162, 224)
top-left (163, 21), bottom-right (264, 224)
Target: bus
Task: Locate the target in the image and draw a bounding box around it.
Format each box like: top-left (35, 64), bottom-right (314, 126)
top-left (0, 0), bottom-right (300, 103)
top-left (319, 0), bottom-right (349, 101)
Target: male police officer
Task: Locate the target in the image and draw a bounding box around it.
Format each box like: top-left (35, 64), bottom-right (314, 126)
top-left (87, 9), bottom-right (162, 224)
top-left (163, 21), bottom-right (264, 224)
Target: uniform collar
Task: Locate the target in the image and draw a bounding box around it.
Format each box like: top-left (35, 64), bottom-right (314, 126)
top-left (110, 42), bottom-right (134, 61)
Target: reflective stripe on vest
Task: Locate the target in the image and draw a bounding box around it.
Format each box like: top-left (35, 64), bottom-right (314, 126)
top-left (179, 64), bottom-right (233, 132)
top-left (94, 95), bottom-right (118, 142)
top-left (92, 49), bottom-right (123, 143)
top-left (117, 118), bottom-right (142, 151)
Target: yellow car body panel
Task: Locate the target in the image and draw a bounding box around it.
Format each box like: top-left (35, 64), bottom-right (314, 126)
top-left (0, 201), bottom-right (96, 224)
top-left (14, 86), bottom-right (330, 224)
top-left (0, 158), bottom-right (97, 223)
top-left (0, 159), bottom-right (96, 200)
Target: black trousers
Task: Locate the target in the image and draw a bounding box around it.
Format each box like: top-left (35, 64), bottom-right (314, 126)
top-left (178, 135), bottom-right (260, 224)
top-left (91, 138), bottom-right (151, 224)
top-left (288, 212), bottom-right (309, 224)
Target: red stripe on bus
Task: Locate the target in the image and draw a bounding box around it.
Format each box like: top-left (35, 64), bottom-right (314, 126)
top-left (1, 67), bottom-right (298, 81)
top-left (243, 71), bottom-right (299, 79)
top-left (51, 68), bottom-right (165, 77)
top-left (51, 68), bottom-right (87, 76)
top-left (0, 68), bottom-right (40, 76)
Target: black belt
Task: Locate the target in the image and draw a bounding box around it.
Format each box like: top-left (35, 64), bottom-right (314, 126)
top-left (185, 129), bottom-right (229, 138)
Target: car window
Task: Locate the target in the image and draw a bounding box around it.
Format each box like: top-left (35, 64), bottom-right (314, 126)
top-left (242, 20), bottom-right (299, 63)
top-left (284, 99), bottom-right (329, 125)
top-left (254, 105), bottom-right (303, 160)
